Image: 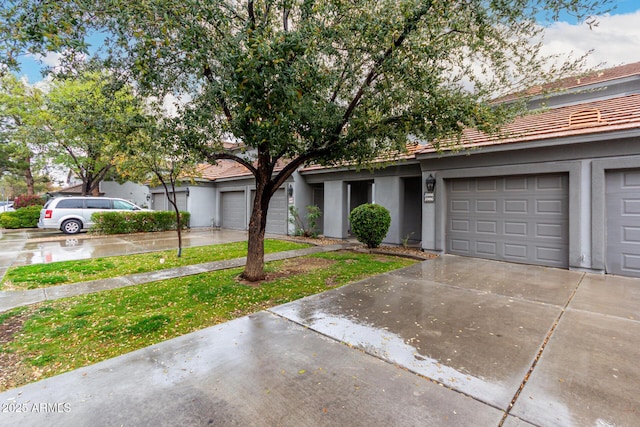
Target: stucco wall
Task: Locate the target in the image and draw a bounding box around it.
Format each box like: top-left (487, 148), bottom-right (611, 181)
top-left (418, 135), bottom-right (640, 273)
top-left (99, 181), bottom-right (149, 208)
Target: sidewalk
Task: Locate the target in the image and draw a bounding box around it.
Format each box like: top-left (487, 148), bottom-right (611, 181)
top-left (0, 243), bottom-right (348, 313)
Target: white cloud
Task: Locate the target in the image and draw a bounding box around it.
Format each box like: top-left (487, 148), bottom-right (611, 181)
top-left (34, 51), bottom-right (64, 68)
top-left (540, 11), bottom-right (640, 68)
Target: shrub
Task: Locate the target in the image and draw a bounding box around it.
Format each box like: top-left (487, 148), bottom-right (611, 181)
top-left (349, 203), bottom-right (391, 249)
top-left (90, 211), bottom-right (190, 234)
top-left (13, 194), bottom-right (45, 209)
top-left (288, 204), bottom-right (322, 238)
top-left (0, 205), bottom-right (42, 229)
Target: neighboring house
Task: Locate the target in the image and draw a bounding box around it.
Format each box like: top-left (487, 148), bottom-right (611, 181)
top-left (51, 180), bottom-right (149, 208)
top-left (153, 62), bottom-right (640, 278)
top-left (148, 160), bottom-right (291, 234)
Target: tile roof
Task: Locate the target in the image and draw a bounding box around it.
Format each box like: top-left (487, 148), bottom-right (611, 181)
top-left (496, 61), bottom-right (640, 102)
top-left (417, 93), bottom-right (640, 154)
top-left (196, 160), bottom-right (251, 181)
top-left (198, 62), bottom-right (640, 174)
top-left (194, 158), bottom-right (291, 181)
top-left (300, 142), bottom-right (421, 172)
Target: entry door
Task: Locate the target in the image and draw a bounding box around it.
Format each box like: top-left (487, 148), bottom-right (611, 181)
top-left (606, 170), bottom-right (640, 277)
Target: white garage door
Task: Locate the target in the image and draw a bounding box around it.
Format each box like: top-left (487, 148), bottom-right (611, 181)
top-left (250, 188), bottom-right (287, 235)
top-left (446, 174), bottom-right (569, 268)
top-left (606, 170), bottom-right (640, 277)
top-left (221, 191), bottom-right (246, 230)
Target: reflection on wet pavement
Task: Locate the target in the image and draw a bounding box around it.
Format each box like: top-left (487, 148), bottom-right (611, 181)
top-left (271, 256), bottom-right (579, 410)
top-left (0, 312), bottom-right (505, 426)
top-left (5, 229), bottom-right (249, 266)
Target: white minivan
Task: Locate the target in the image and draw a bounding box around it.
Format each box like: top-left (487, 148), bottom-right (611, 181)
top-left (38, 196), bottom-right (146, 234)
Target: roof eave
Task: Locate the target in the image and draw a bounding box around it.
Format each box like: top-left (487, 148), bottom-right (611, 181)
top-left (415, 128), bottom-right (640, 160)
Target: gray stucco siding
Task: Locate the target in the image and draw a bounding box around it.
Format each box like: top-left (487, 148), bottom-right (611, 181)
top-left (418, 133), bottom-right (640, 274)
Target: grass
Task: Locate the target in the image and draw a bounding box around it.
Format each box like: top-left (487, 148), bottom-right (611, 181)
top-left (1, 239), bottom-right (309, 290)
top-left (0, 251), bottom-right (415, 391)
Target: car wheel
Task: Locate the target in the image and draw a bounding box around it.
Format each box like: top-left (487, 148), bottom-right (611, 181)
top-left (61, 219), bottom-right (82, 234)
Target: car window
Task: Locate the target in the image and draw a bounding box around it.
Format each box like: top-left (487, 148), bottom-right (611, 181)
top-left (86, 199), bottom-right (111, 209)
top-left (113, 200), bottom-right (135, 210)
top-left (56, 199), bottom-right (84, 209)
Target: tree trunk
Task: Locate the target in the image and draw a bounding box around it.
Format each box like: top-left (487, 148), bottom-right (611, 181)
top-left (242, 175), bottom-right (270, 281)
top-left (173, 200), bottom-right (183, 258)
top-left (24, 158), bottom-right (35, 196)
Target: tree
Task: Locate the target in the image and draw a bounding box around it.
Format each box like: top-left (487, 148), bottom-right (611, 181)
top-left (0, 74), bottom-right (46, 196)
top-left (40, 71), bottom-right (144, 195)
top-left (1, 0), bottom-right (612, 280)
top-left (114, 108), bottom-right (200, 257)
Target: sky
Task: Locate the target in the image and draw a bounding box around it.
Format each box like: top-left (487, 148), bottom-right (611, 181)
top-left (13, 1), bottom-right (640, 85)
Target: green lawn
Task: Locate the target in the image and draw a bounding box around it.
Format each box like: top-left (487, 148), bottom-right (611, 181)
top-left (1, 239), bottom-right (309, 290)
top-left (0, 251), bottom-right (415, 391)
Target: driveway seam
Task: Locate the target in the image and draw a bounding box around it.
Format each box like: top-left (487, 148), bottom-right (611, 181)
top-left (497, 272), bottom-right (587, 426)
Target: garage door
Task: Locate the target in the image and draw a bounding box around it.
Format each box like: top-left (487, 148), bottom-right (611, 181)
top-left (249, 188), bottom-right (287, 234)
top-left (265, 189), bottom-right (287, 234)
top-left (152, 192), bottom-right (187, 211)
top-left (446, 174), bottom-right (569, 268)
top-left (606, 170), bottom-right (640, 277)
top-left (221, 191), bottom-right (246, 230)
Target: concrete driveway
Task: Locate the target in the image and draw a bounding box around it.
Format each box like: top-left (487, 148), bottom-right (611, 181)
top-left (1, 254), bottom-right (639, 426)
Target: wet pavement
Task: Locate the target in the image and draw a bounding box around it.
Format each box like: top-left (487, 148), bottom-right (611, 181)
top-left (1, 231), bottom-right (639, 426)
top-left (1, 228), bottom-right (250, 268)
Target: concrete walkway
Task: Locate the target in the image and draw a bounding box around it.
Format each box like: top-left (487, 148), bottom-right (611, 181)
top-left (1, 254), bottom-right (639, 426)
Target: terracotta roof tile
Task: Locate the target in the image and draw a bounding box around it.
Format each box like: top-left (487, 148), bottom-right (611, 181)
top-left (496, 61), bottom-right (640, 102)
top-left (195, 160), bottom-right (251, 180)
top-left (418, 93), bottom-right (640, 154)
top-left (300, 142), bottom-right (420, 172)
top-left (194, 158), bottom-right (291, 181)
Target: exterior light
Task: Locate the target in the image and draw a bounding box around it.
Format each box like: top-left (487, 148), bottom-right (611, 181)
top-left (288, 183), bottom-right (294, 198)
top-left (425, 174), bottom-right (436, 193)
top-left (186, 187), bottom-right (190, 197)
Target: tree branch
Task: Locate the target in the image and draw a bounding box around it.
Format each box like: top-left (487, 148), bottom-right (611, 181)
top-left (283, 7), bottom-right (289, 31)
top-left (248, 0), bottom-right (256, 28)
top-left (201, 149), bottom-right (258, 177)
top-left (269, 148), bottom-right (328, 193)
top-left (203, 65), bottom-right (233, 123)
top-left (335, 2), bottom-right (432, 136)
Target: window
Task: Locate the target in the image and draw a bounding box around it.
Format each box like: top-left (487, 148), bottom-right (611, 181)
top-left (56, 199), bottom-right (84, 209)
top-left (113, 200), bottom-right (135, 210)
top-left (86, 199), bottom-right (111, 209)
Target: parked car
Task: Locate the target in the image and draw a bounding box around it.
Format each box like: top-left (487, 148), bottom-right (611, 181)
top-left (0, 201), bottom-right (14, 213)
top-left (38, 196), bottom-right (146, 234)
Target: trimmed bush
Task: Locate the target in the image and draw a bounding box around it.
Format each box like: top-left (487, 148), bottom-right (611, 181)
top-left (90, 211), bottom-right (190, 234)
top-left (13, 195), bottom-right (45, 209)
top-left (0, 205), bottom-right (42, 229)
top-left (349, 203), bottom-right (391, 248)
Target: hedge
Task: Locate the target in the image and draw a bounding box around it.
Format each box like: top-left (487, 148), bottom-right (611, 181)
top-left (0, 206), bottom-right (42, 229)
top-left (13, 194), bottom-right (45, 209)
top-left (90, 211), bottom-right (191, 234)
